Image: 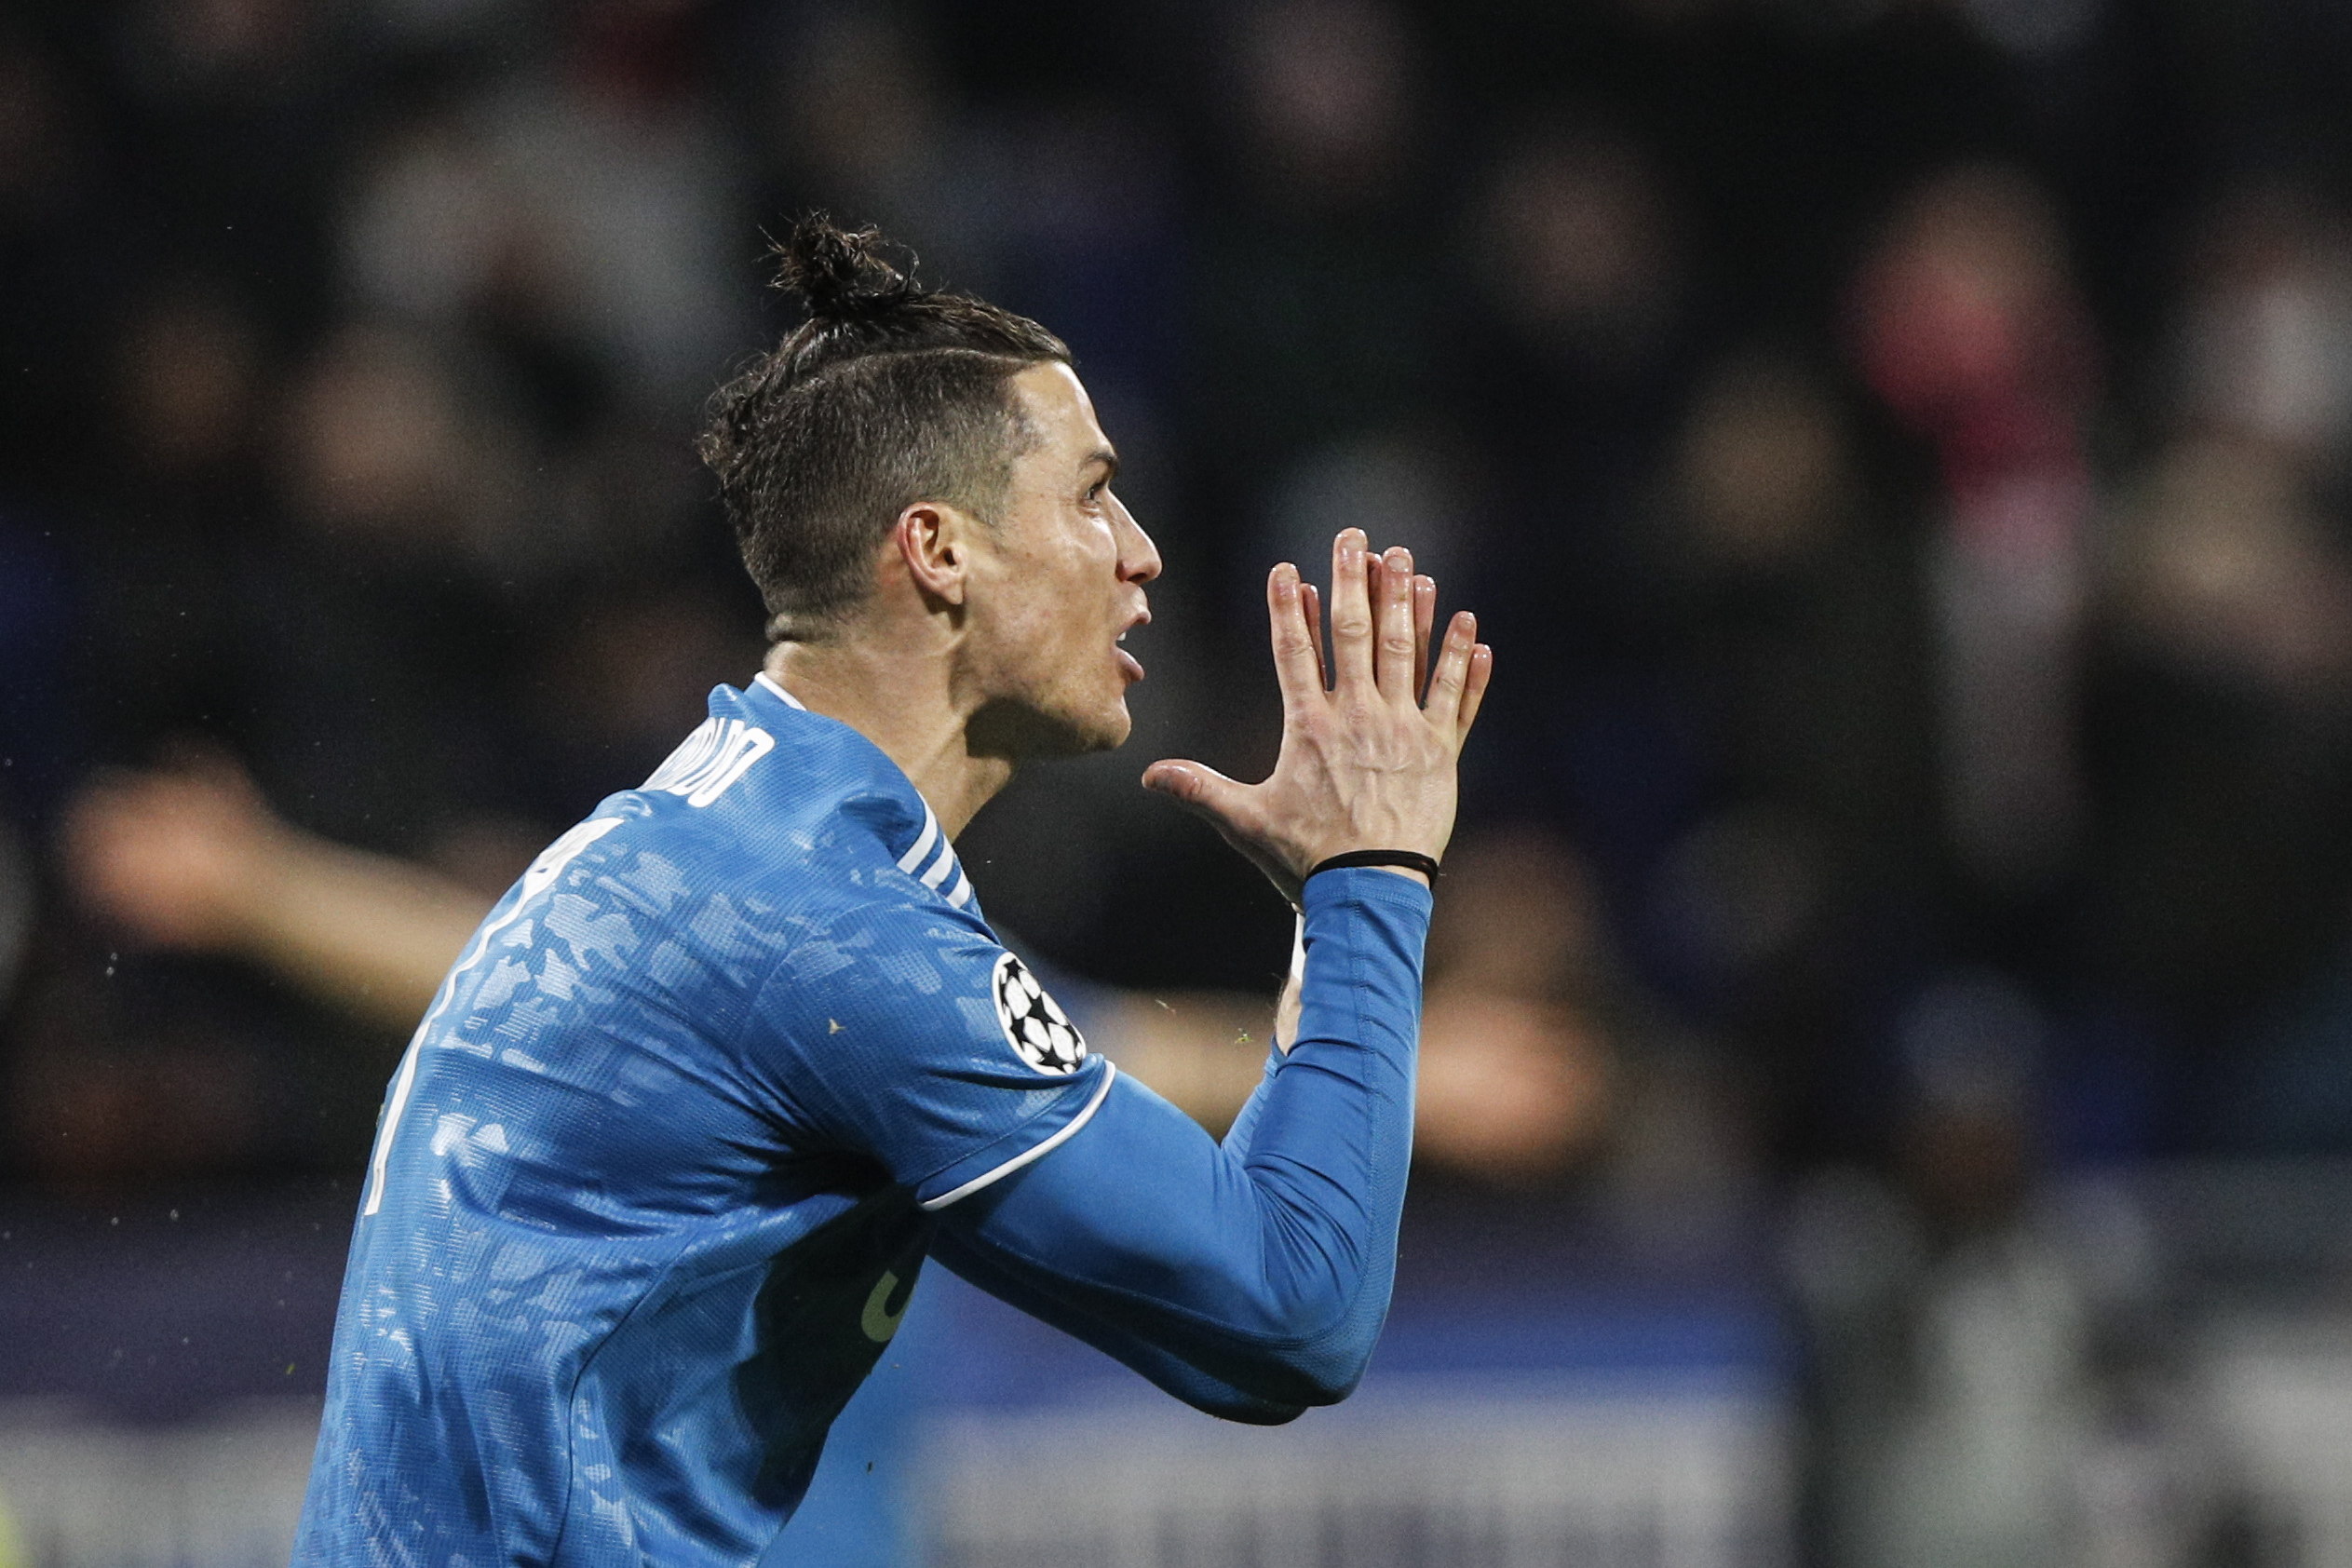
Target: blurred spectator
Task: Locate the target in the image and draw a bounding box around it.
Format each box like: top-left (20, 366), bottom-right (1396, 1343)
top-left (342, 0), bottom-right (749, 415)
top-left (2170, 182), bottom-right (2352, 467)
top-left (2061, 179), bottom-right (2352, 1150)
top-left (1453, 118), bottom-right (1705, 875)
top-left (112, 0), bottom-right (344, 322)
top-left (1414, 826), bottom-right (1623, 1183)
top-left (743, 8), bottom-right (1007, 297)
top-left (1851, 165), bottom-right (2097, 894)
top-left (62, 755), bottom-right (483, 1033)
top-left (1643, 350), bottom-right (1940, 1161)
top-left (2077, 443), bottom-right (2352, 1147)
top-left (1190, 0), bottom-right (1443, 544)
top-left (0, 21), bottom-right (117, 498)
top-left (1657, 351), bottom-right (1934, 867)
top-left (240, 320), bottom-right (546, 855)
top-left (1787, 969), bottom-right (2234, 1568)
top-left (1475, 123), bottom-right (1687, 382)
top-left (73, 279), bottom-right (273, 777)
top-left (524, 583), bottom-right (765, 813)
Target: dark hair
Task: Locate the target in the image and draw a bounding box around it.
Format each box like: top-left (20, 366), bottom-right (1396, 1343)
top-left (697, 216), bottom-right (1070, 640)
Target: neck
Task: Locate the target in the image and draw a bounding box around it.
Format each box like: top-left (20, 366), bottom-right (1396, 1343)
top-left (764, 638), bottom-right (1013, 840)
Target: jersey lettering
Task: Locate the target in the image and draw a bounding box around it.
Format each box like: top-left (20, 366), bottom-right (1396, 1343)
top-left (859, 1270), bottom-right (912, 1344)
top-left (644, 717), bottom-right (776, 807)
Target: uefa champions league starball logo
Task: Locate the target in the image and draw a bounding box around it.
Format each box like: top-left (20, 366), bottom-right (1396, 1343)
top-left (991, 952), bottom-right (1087, 1075)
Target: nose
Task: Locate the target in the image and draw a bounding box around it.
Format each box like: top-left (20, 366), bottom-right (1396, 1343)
top-left (1113, 494), bottom-right (1161, 586)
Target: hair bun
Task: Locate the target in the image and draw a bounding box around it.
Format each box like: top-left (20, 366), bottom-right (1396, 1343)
top-left (775, 214), bottom-right (920, 320)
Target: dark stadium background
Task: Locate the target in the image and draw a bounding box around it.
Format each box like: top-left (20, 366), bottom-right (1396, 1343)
top-left (6, 1), bottom-right (2352, 1564)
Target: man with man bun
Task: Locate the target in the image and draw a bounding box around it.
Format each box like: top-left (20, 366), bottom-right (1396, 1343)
top-left (295, 216), bottom-right (1491, 1566)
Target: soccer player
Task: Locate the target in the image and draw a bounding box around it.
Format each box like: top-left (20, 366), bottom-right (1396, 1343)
top-left (293, 216), bottom-right (1492, 1565)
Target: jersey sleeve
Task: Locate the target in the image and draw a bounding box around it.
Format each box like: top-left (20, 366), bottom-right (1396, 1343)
top-left (745, 897), bottom-right (1115, 1210)
top-left (933, 866), bottom-right (1433, 1413)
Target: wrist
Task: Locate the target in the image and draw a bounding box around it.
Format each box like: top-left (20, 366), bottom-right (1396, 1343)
top-left (1304, 849), bottom-right (1440, 886)
top-left (1298, 862), bottom-right (1436, 916)
top-left (219, 825), bottom-right (310, 951)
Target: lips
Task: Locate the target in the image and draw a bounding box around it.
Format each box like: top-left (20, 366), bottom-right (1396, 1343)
top-left (1116, 607), bottom-right (1149, 683)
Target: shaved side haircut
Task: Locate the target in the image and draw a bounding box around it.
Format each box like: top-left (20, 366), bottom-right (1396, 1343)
top-left (698, 216), bottom-right (1070, 641)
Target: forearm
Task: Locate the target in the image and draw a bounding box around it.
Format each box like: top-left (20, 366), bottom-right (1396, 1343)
top-left (1216, 912), bottom-right (1306, 1155)
top-left (930, 1227), bottom-right (1307, 1424)
top-left (232, 835), bottom-right (488, 1031)
top-left (1274, 914), bottom-right (1304, 1050)
top-left (947, 868), bottom-right (1429, 1410)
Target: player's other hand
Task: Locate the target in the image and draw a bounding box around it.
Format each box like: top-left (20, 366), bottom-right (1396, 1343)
top-left (1143, 528), bottom-right (1492, 903)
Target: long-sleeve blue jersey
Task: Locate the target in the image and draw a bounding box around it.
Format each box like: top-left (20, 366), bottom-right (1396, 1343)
top-left (293, 674), bottom-right (1430, 1567)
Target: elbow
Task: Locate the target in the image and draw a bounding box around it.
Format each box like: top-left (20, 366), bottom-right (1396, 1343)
top-left (1216, 1274), bottom-right (1386, 1409)
top-left (1148, 1320), bottom-right (1372, 1421)
top-left (1222, 1335), bottom-right (1374, 1413)
top-left (1282, 1358), bottom-right (1367, 1411)
top-left (1191, 1390), bottom-right (1311, 1426)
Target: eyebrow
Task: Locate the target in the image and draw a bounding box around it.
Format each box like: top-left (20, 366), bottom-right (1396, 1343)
top-left (1082, 447), bottom-right (1119, 482)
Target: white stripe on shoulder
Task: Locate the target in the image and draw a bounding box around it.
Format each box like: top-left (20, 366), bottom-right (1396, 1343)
top-left (918, 845), bottom-right (958, 889)
top-left (943, 868), bottom-right (974, 909)
top-left (897, 806), bottom-right (941, 875)
top-left (918, 1062), bottom-right (1117, 1211)
top-left (753, 671), bottom-right (806, 710)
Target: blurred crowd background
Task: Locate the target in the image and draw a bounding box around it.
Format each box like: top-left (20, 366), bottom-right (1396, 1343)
top-left (9, 0), bottom-right (2352, 1563)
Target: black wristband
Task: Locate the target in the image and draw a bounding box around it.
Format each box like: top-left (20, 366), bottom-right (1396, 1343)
top-left (1306, 849), bottom-right (1440, 884)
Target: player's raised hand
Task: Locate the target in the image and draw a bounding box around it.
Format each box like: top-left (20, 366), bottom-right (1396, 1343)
top-left (1143, 527), bottom-right (1493, 903)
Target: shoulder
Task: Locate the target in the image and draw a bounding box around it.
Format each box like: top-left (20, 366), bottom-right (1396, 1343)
top-left (574, 682), bottom-right (999, 976)
top-left (604, 691), bottom-right (897, 893)
top-left (761, 882), bottom-right (1002, 1000)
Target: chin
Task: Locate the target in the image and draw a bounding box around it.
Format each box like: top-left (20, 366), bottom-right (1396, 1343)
top-left (1045, 700), bottom-right (1132, 756)
top-left (967, 695), bottom-right (1130, 760)
top-left (1080, 703), bottom-right (1133, 752)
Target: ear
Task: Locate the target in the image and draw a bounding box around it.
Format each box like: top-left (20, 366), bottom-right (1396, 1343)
top-left (891, 501), bottom-right (976, 608)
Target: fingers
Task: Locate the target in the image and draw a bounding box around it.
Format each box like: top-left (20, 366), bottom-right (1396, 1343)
top-left (1458, 642), bottom-right (1494, 741)
top-left (1413, 573), bottom-right (1436, 699)
top-left (1264, 563), bottom-right (1324, 710)
top-left (1424, 610), bottom-right (1478, 735)
top-left (1302, 582), bottom-right (1327, 689)
top-left (1142, 759), bottom-right (1253, 827)
top-left (1327, 528), bottom-right (1375, 692)
top-left (1373, 546), bottom-right (1418, 699)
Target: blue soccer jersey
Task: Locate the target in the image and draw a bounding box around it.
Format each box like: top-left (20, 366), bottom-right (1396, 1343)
top-left (295, 675), bottom-right (1115, 1564)
top-left (296, 673), bottom-right (1435, 1567)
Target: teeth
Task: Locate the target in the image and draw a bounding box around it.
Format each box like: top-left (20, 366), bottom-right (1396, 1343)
top-left (1116, 632), bottom-right (1128, 642)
